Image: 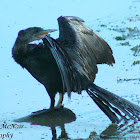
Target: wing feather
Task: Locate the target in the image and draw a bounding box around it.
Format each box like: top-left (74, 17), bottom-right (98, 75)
top-left (43, 36), bottom-right (84, 95)
top-left (57, 16), bottom-right (115, 81)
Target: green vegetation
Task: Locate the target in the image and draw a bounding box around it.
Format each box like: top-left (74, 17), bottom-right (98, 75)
top-left (131, 45), bottom-right (140, 56)
top-left (132, 60), bottom-right (140, 65)
top-left (127, 14), bottom-right (140, 22)
top-left (115, 35), bottom-right (126, 40)
top-left (120, 41), bottom-right (130, 46)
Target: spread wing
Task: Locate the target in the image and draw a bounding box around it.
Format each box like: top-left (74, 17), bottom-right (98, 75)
top-left (43, 36), bottom-right (84, 95)
top-left (57, 16), bottom-right (115, 81)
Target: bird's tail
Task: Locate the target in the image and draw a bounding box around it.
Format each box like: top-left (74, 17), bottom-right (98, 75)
top-left (86, 84), bottom-right (140, 123)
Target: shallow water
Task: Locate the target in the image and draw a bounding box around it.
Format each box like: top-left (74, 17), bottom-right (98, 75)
top-left (1, 0), bottom-right (140, 139)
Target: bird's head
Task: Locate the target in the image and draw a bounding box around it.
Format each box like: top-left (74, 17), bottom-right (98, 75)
top-left (16, 27), bottom-right (57, 44)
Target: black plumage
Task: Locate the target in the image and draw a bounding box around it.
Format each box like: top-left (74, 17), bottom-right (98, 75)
top-left (12, 16), bottom-right (140, 123)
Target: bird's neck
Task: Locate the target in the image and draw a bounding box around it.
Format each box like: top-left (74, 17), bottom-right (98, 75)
top-left (12, 39), bottom-right (28, 66)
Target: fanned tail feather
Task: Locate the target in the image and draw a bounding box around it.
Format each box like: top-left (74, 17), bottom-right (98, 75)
top-left (87, 84), bottom-right (140, 123)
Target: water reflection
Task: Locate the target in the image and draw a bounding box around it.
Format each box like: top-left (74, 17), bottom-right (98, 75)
top-left (14, 107), bottom-right (139, 139)
top-left (14, 107), bottom-right (76, 139)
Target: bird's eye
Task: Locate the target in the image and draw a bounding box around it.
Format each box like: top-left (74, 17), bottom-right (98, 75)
top-left (34, 28), bottom-right (41, 33)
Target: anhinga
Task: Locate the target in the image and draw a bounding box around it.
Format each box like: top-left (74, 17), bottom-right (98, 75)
top-left (12, 16), bottom-right (140, 123)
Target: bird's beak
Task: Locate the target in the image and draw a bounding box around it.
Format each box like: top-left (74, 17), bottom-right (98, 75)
top-left (37, 29), bottom-right (57, 39)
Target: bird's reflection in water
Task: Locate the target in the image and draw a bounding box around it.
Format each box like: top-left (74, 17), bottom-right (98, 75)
top-left (14, 107), bottom-right (138, 139)
top-left (14, 107), bottom-right (76, 140)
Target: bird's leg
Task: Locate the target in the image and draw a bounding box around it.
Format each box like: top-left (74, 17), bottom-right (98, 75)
top-left (50, 98), bottom-right (55, 109)
top-left (49, 93), bottom-right (55, 109)
top-left (55, 93), bottom-right (64, 109)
